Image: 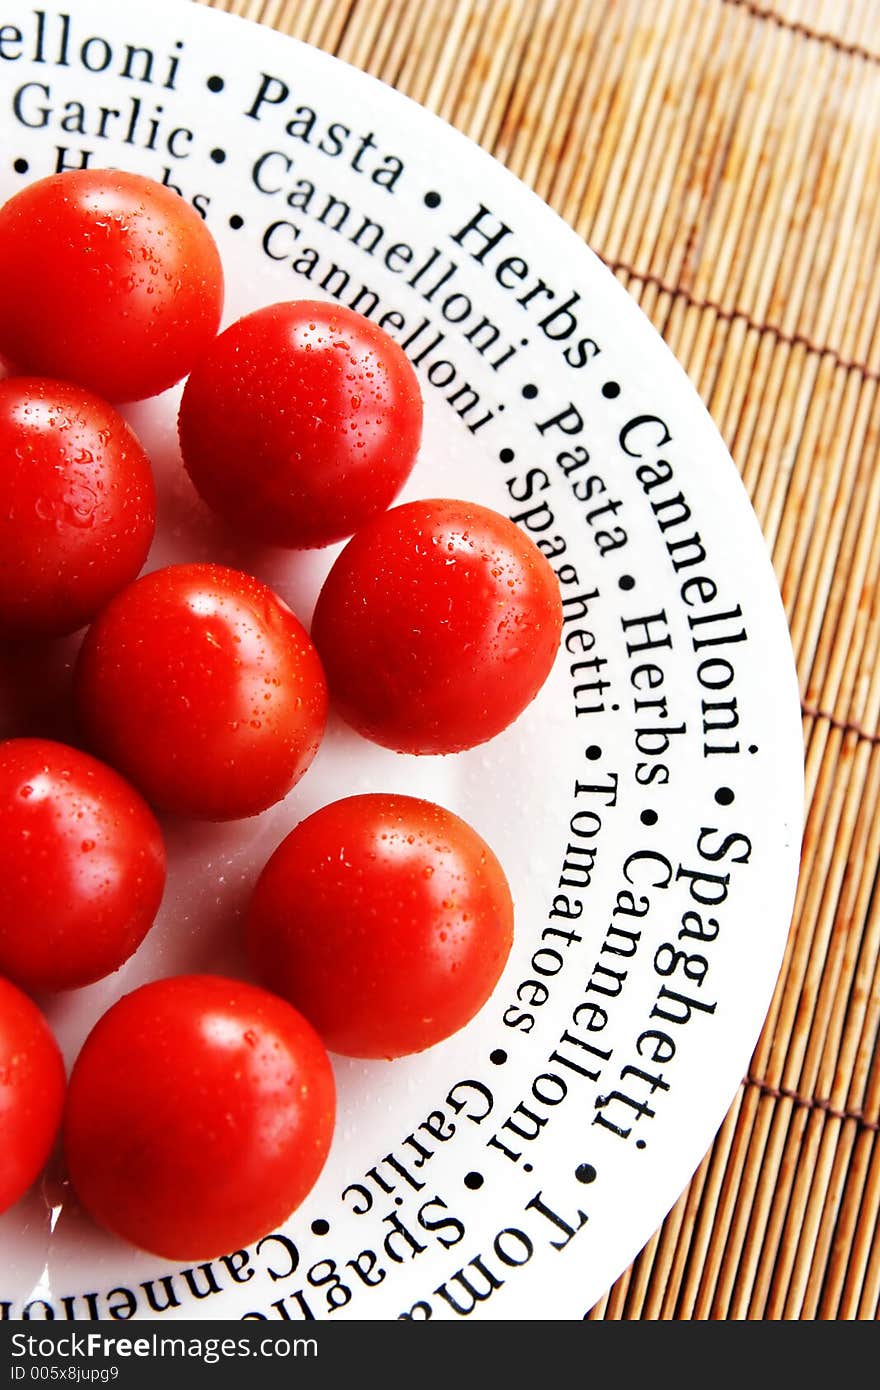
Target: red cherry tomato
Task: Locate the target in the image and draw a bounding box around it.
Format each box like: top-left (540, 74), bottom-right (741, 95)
top-left (178, 301), bottom-right (422, 549)
top-left (75, 563), bottom-right (327, 820)
top-left (0, 739), bottom-right (166, 992)
top-left (63, 975), bottom-right (335, 1259)
top-left (0, 977), bottom-right (66, 1214)
top-left (246, 793), bottom-right (514, 1059)
top-left (0, 378), bottom-right (156, 639)
top-left (0, 169), bottom-right (223, 402)
top-left (311, 498), bottom-right (563, 753)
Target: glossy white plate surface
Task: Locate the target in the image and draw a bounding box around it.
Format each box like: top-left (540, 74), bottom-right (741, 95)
top-left (0, 0), bottom-right (803, 1322)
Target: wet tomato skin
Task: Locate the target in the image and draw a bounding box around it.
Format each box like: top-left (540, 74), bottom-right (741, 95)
top-left (74, 563), bottom-right (328, 820)
top-left (178, 300), bottom-right (423, 549)
top-left (0, 738), bottom-right (166, 992)
top-left (0, 377), bottom-right (156, 640)
top-left (63, 975), bottom-right (336, 1260)
top-left (0, 169), bottom-right (224, 402)
top-left (311, 498), bottom-right (563, 754)
top-left (0, 977), bottom-right (66, 1214)
top-left (246, 793), bottom-right (515, 1059)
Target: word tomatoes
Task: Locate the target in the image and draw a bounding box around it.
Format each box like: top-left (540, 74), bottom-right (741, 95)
top-left (63, 975), bottom-right (335, 1260)
top-left (0, 977), bottom-right (66, 1215)
top-left (178, 300), bottom-right (422, 549)
top-left (0, 377), bottom-right (155, 640)
top-left (0, 739), bottom-right (166, 993)
top-left (246, 793), bottom-right (514, 1059)
top-left (74, 563), bottom-right (327, 820)
top-left (312, 498), bottom-right (563, 753)
top-left (0, 169), bottom-right (223, 402)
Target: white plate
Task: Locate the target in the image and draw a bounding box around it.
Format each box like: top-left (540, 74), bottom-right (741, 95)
top-left (0, 0), bottom-right (803, 1322)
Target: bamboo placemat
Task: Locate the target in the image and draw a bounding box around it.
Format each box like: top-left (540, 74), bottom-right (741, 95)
top-left (198, 0), bottom-right (880, 1320)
